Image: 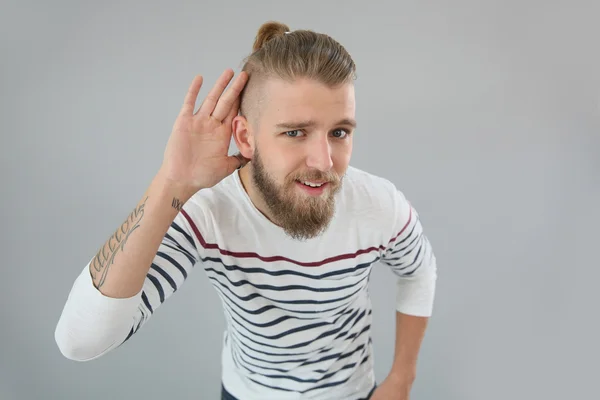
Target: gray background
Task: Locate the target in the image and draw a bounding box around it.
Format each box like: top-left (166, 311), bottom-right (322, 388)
top-left (1, 0), bottom-right (599, 399)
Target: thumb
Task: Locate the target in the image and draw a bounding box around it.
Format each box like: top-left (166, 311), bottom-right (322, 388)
top-left (225, 153), bottom-right (249, 175)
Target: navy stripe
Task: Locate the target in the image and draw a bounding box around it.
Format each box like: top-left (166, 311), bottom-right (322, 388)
top-left (170, 221), bottom-right (197, 251)
top-left (406, 254), bottom-right (431, 276)
top-left (220, 295), bottom-right (343, 329)
top-left (386, 232), bottom-right (421, 261)
top-left (229, 306), bottom-right (356, 347)
top-left (120, 317), bottom-right (144, 346)
top-left (208, 276), bottom-right (363, 304)
top-left (302, 342), bottom-right (368, 369)
top-left (388, 242), bottom-right (423, 270)
top-left (246, 355), bottom-right (365, 394)
top-left (156, 251), bottom-right (189, 279)
top-left (204, 266), bottom-right (367, 293)
top-left (203, 256), bottom-right (378, 280)
top-left (231, 316), bottom-right (370, 369)
top-left (389, 231), bottom-right (420, 256)
top-left (240, 354), bottom-right (360, 384)
top-left (206, 273), bottom-right (366, 305)
top-left (332, 310), bottom-right (369, 341)
top-left (146, 273), bottom-right (165, 303)
top-left (233, 352), bottom-right (292, 373)
top-left (122, 326), bottom-right (135, 344)
top-left (228, 326), bottom-right (324, 357)
top-left (141, 292), bottom-right (153, 313)
top-left (228, 307), bottom-right (362, 350)
top-left (210, 282), bottom-right (350, 327)
top-left (234, 341), bottom-right (310, 365)
top-left (302, 354), bottom-right (370, 394)
top-left (150, 263), bottom-right (178, 292)
top-left (387, 219), bottom-right (418, 250)
top-left (345, 324), bottom-right (372, 341)
top-left (162, 238), bottom-right (196, 265)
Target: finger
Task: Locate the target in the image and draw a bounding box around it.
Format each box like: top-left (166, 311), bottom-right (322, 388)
top-left (223, 97), bottom-right (240, 125)
top-left (210, 71), bottom-right (249, 121)
top-left (196, 69), bottom-right (235, 118)
top-left (180, 75), bottom-right (203, 116)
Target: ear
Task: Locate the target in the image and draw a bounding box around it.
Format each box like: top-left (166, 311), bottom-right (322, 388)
top-left (232, 115), bottom-right (255, 160)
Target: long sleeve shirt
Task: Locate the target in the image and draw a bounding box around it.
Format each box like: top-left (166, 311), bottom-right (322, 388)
top-left (55, 165), bottom-right (438, 400)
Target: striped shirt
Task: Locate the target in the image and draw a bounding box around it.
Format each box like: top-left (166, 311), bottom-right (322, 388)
top-left (55, 165), bottom-right (437, 400)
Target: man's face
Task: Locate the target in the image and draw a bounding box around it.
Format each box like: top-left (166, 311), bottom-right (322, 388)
top-left (240, 77), bottom-right (356, 240)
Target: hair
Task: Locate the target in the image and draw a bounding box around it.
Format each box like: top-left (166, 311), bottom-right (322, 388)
top-left (239, 21), bottom-right (357, 124)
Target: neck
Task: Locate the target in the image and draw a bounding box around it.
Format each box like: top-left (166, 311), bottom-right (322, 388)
top-left (238, 164), bottom-right (279, 225)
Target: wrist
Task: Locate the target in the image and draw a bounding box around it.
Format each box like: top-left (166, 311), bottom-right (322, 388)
top-left (387, 367), bottom-right (416, 388)
top-left (152, 170), bottom-right (199, 206)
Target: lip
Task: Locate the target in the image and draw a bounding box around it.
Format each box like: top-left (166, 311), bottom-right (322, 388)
top-left (295, 180), bottom-right (329, 196)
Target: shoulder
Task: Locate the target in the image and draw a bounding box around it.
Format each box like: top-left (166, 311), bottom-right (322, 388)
top-left (179, 172), bottom-right (245, 237)
top-left (337, 165), bottom-right (412, 238)
top-left (339, 165), bottom-right (403, 211)
top-left (188, 172), bottom-right (240, 212)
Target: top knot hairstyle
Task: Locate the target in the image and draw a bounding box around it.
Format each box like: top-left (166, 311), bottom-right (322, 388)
top-left (251, 21), bottom-right (290, 53)
top-left (239, 21), bottom-right (357, 123)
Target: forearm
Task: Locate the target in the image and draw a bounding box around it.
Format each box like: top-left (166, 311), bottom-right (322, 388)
top-left (56, 172), bottom-right (199, 361)
top-left (388, 311), bottom-right (429, 385)
top-left (89, 171), bottom-right (196, 298)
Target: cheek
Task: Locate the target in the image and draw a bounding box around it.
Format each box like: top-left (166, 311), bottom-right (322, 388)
top-left (332, 142), bottom-right (352, 168)
top-left (263, 151), bottom-right (299, 181)
top-left (271, 146), bottom-right (304, 169)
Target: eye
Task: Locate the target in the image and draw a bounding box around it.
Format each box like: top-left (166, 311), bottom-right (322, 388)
top-left (285, 130), bottom-right (303, 137)
top-left (331, 129), bottom-right (350, 139)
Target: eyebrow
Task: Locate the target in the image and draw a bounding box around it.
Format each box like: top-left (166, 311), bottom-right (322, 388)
top-left (274, 118), bottom-right (357, 130)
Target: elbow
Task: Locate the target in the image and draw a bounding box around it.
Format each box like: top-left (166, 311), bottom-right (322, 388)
top-left (54, 320), bottom-right (117, 362)
top-left (53, 264), bottom-right (140, 361)
top-left (54, 325), bottom-right (92, 362)
top-left (55, 341), bottom-right (93, 362)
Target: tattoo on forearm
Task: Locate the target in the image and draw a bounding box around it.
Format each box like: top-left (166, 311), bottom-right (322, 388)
top-left (90, 196), bottom-right (148, 288)
top-left (172, 197), bottom-right (183, 211)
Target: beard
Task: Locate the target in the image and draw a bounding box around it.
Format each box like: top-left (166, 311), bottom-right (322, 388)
top-left (250, 147), bottom-right (344, 241)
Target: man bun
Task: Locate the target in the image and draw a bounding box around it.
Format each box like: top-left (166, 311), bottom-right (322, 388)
top-left (252, 21), bottom-right (291, 52)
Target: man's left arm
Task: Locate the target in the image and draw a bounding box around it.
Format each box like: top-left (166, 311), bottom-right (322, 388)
top-left (375, 189), bottom-right (438, 398)
top-left (379, 311), bottom-right (429, 397)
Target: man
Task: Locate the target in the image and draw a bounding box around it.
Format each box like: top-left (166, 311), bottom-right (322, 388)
top-left (55, 21), bottom-right (438, 400)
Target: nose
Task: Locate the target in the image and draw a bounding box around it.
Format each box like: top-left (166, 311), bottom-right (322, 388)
top-left (305, 136), bottom-right (334, 171)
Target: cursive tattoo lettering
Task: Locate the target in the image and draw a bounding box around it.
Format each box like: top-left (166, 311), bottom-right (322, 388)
top-left (90, 196), bottom-right (148, 288)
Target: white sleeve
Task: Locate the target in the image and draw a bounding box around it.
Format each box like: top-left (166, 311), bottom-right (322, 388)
top-left (54, 207), bottom-right (201, 361)
top-left (380, 189), bottom-right (438, 317)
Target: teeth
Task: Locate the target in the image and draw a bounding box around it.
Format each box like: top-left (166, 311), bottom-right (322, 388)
top-left (302, 181), bottom-right (324, 188)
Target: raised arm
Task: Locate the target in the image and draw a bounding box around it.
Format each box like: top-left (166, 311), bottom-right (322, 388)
top-left (54, 69), bottom-right (249, 361)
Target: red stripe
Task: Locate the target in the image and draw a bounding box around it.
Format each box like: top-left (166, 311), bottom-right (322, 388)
top-left (387, 205), bottom-right (412, 244)
top-left (180, 208), bottom-right (410, 268)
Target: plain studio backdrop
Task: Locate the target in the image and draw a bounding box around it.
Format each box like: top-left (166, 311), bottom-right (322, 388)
top-left (1, 1), bottom-right (599, 399)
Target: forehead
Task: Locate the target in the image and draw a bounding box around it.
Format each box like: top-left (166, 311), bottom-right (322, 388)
top-left (261, 77), bottom-right (355, 123)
